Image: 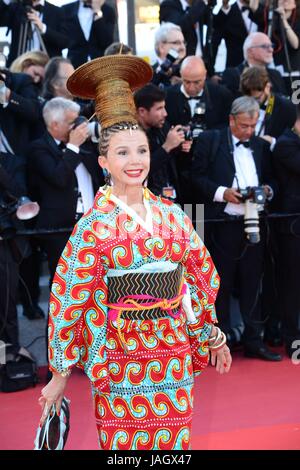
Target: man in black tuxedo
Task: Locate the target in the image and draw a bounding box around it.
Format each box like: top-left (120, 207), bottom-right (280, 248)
top-left (0, 151), bottom-right (28, 357)
top-left (212, 0), bottom-right (258, 68)
top-left (134, 84), bottom-right (191, 205)
top-left (28, 97), bottom-right (101, 282)
top-left (165, 55), bottom-right (233, 129)
top-left (221, 32), bottom-right (287, 97)
top-left (272, 109), bottom-right (300, 357)
top-left (152, 22), bottom-right (186, 89)
top-left (160, 0), bottom-right (209, 57)
top-left (0, 0), bottom-right (68, 66)
top-left (61, 0), bottom-right (116, 69)
top-left (191, 96), bottom-right (281, 361)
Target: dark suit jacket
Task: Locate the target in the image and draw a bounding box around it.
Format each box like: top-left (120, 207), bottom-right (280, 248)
top-left (262, 94), bottom-right (297, 139)
top-left (61, 1), bottom-right (116, 69)
top-left (212, 3), bottom-right (249, 68)
top-left (28, 132), bottom-right (101, 231)
top-left (0, 72), bottom-right (41, 156)
top-left (273, 128), bottom-right (300, 214)
top-left (165, 81), bottom-right (233, 129)
top-left (0, 1), bottom-right (68, 65)
top-left (159, 0), bottom-right (207, 56)
top-left (146, 123), bottom-right (182, 203)
top-left (221, 62), bottom-right (287, 98)
top-left (191, 127), bottom-right (276, 218)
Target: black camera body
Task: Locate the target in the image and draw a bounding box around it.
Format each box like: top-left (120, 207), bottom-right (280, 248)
top-left (160, 49), bottom-right (179, 75)
top-left (189, 99), bottom-right (207, 139)
top-left (239, 186), bottom-right (266, 205)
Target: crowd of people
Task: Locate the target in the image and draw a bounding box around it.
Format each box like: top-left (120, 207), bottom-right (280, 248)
top-left (0, 0), bottom-right (299, 396)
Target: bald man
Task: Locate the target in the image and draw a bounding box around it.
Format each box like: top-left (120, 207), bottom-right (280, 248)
top-left (221, 32), bottom-right (287, 97)
top-left (165, 56), bottom-right (233, 130)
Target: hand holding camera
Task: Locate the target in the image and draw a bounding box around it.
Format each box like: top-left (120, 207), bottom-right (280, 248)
top-left (223, 188), bottom-right (243, 204)
top-left (68, 116), bottom-right (89, 147)
top-left (162, 125), bottom-right (186, 153)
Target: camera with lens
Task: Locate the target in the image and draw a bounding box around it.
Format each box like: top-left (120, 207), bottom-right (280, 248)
top-left (189, 99), bottom-right (206, 139)
top-left (239, 186), bottom-right (266, 244)
top-left (159, 49), bottom-right (179, 75)
top-left (0, 195), bottom-right (39, 240)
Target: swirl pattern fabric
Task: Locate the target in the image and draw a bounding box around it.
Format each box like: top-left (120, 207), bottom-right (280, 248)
top-left (48, 188), bottom-right (220, 449)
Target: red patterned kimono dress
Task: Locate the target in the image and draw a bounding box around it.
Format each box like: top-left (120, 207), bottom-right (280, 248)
top-left (48, 187), bottom-right (219, 450)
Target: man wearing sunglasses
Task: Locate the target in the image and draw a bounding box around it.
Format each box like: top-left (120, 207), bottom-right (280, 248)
top-left (221, 32), bottom-right (287, 97)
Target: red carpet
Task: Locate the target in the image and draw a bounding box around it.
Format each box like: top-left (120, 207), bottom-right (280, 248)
top-left (1, 351), bottom-right (299, 450)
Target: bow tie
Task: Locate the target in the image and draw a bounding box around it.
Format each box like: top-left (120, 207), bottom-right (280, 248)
top-left (32, 4), bottom-right (44, 13)
top-left (83, 2), bottom-right (92, 8)
top-left (241, 6), bottom-right (250, 12)
top-left (186, 95), bottom-right (202, 100)
top-left (236, 140), bottom-right (250, 148)
top-left (58, 141), bottom-right (66, 150)
top-left (260, 102), bottom-right (267, 111)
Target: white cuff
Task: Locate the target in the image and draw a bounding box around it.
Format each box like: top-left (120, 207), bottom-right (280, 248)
top-left (66, 143), bottom-right (79, 154)
top-left (270, 137), bottom-right (276, 152)
top-left (41, 23), bottom-right (47, 35)
top-left (213, 186), bottom-right (227, 202)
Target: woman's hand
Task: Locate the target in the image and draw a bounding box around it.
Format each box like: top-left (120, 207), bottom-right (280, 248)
top-left (210, 344), bottom-right (232, 374)
top-left (38, 372), bottom-right (69, 427)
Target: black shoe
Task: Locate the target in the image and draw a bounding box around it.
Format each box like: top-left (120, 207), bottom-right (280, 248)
top-left (23, 304), bottom-right (45, 320)
top-left (244, 344), bottom-right (282, 361)
top-left (265, 336), bottom-right (283, 347)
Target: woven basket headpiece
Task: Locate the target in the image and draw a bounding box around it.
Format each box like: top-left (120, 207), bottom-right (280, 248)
top-left (66, 55), bottom-right (153, 129)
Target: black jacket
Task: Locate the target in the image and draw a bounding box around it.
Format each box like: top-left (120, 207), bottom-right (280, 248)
top-left (261, 94), bottom-right (297, 139)
top-left (273, 128), bottom-right (300, 214)
top-left (146, 123), bottom-right (182, 203)
top-left (0, 72), bottom-right (41, 156)
top-left (165, 81), bottom-right (233, 129)
top-left (28, 132), bottom-right (101, 231)
top-left (0, 1), bottom-right (68, 65)
top-left (61, 1), bottom-right (116, 69)
top-left (191, 127), bottom-right (276, 218)
top-left (212, 2), bottom-right (249, 68)
top-left (221, 62), bottom-right (287, 98)
top-left (160, 0), bottom-right (207, 56)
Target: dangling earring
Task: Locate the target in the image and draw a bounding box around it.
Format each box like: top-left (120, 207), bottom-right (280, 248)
top-left (103, 168), bottom-right (112, 186)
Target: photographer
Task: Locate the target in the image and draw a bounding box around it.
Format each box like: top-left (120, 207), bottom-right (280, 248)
top-left (248, 0), bottom-right (300, 72)
top-left (0, 0), bottom-right (68, 66)
top-left (0, 150), bottom-right (28, 357)
top-left (165, 56), bottom-right (233, 130)
top-left (152, 22), bottom-right (186, 89)
top-left (134, 84), bottom-right (191, 205)
top-left (28, 97), bottom-right (102, 283)
top-left (191, 96), bottom-right (281, 361)
top-left (272, 106), bottom-right (300, 357)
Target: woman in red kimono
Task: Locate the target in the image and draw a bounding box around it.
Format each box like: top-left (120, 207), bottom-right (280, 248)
top-left (38, 55), bottom-right (232, 450)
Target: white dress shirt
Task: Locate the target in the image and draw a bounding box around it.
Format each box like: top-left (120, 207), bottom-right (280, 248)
top-left (213, 135), bottom-right (259, 216)
top-left (78, 0), bottom-right (94, 42)
top-left (55, 139), bottom-right (94, 213)
top-left (179, 0), bottom-right (202, 56)
top-left (180, 84), bottom-right (204, 116)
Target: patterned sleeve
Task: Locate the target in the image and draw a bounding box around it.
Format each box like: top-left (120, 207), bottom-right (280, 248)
top-left (48, 218), bottom-right (110, 391)
top-left (180, 211), bottom-right (220, 374)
